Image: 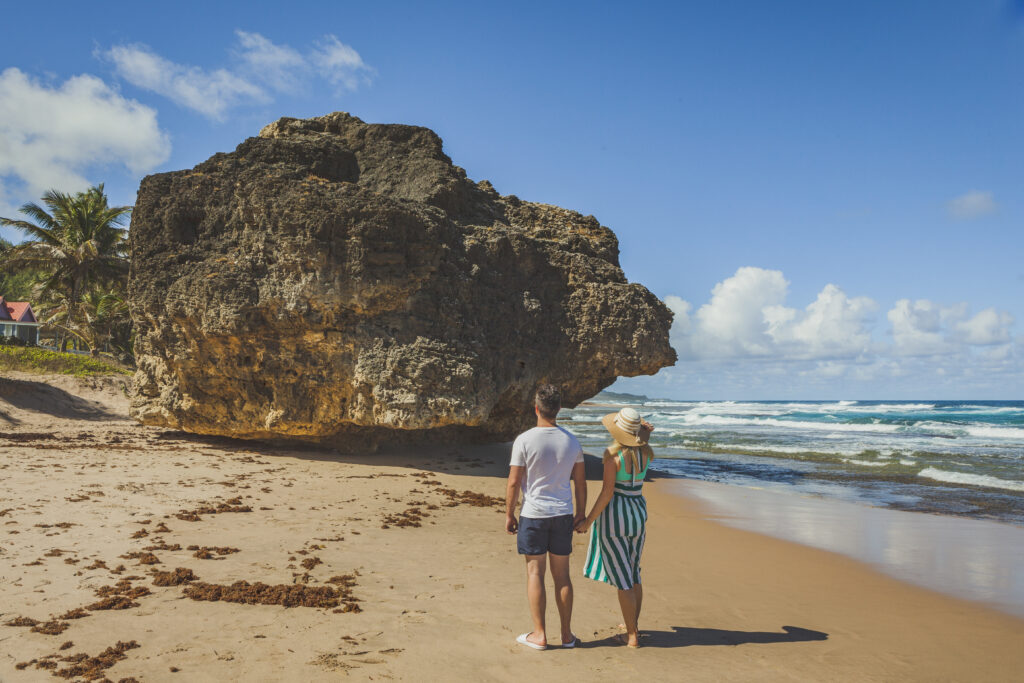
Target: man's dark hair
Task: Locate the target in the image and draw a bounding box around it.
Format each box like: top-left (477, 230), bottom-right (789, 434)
top-left (535, 384), bottom-right (561, 420)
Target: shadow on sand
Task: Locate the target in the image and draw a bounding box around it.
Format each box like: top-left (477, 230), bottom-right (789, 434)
top-left (578, 625), bottom-right (828, 649)
top-left (0, 376), bottom-right (123, 421)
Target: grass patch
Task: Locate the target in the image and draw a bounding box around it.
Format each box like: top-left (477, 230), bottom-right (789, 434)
top-left (0, 346), bottom-right (130, 377)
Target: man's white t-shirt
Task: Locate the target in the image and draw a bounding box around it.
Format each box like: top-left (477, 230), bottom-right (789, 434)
top-left (510, 426), bottom-right (584, 519)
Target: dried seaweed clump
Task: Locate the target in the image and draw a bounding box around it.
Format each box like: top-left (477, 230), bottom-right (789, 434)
top-left (86, 579), bottom-right (152, 610)
top-left (31, 620), bottom-right (70, 635)
top-left (300, 556), bottom-right (322, 570)
top-left (53, 639), bottom-right (140, 680)
top-left (381, 507), bottom-right (427, 529)
top-left (59, 608), bottom-right (90, 620)
top-left (436, 487), bottom-right (504, 508)
top-left (5, 615), bottom-right (40, 627)
top-left (120, 551), bottom-right (161, 565)
top-left (174, 497), bottom-right (252, 521)
top-left (183, 581), bottom-right (343, 608)
top-left (326, 574), bottom-right (363, 613)
top-left (190, 545), bottom-right (240, 560)
top-left (152, 568), bottom-right (198, 586)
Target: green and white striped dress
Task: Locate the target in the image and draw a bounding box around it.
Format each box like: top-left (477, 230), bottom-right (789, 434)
top-left (583, 449), bottom-right (648, 590)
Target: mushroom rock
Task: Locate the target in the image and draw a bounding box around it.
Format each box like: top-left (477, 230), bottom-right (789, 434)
top-left (129, 113), bottom-right (676, 449)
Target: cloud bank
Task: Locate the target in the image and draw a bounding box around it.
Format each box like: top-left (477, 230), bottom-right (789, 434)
top-left (640, 267), bottom-right (1020, 398)
top-left (0, 67), bottom-right (170, 219)
top-left (102, 31), bottom-right (374, 120)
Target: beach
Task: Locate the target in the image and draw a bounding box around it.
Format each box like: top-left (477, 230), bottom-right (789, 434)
top-left (2, 373), bottom-right (1023, 682)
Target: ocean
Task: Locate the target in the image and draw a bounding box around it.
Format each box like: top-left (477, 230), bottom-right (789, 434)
top-left (561, 395), bottom-right (1024, 526)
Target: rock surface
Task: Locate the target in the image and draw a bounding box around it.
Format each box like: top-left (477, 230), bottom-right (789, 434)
top-left (129, 113), bottom-right (675, 448)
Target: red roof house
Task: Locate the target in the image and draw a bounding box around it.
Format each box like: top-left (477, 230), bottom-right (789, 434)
top-left (0, 296), bottom-right (40, 343)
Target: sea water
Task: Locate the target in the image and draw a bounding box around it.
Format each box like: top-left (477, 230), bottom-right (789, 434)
top-left (561, 396), bottom-right (1024, 526)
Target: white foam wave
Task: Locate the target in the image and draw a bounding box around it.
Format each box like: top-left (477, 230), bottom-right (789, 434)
top-left (680, 413), bottom-right (905, 434)
top-left (918, 467), bottom-right (1024, 492)
top-left (841, 458), bottom-right (890, 467)
top-left (965, 425), bottom-right (1024, 440)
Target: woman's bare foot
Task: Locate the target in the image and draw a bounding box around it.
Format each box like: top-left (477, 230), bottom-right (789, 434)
top-left (613, 633), bottom-right (639, 648)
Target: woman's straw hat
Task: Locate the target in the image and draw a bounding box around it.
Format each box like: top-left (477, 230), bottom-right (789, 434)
top-left (601, 407), bottom-right (649, 447)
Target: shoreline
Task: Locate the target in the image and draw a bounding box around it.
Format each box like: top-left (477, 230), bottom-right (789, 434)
top-left (669, 476), bottom-right (1024, 620)
top-left (2, 373), bottom-right (1023, 680)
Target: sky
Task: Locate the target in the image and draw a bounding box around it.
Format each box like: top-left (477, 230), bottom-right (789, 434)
top-left (0, 0), bottom-right (1021, 399)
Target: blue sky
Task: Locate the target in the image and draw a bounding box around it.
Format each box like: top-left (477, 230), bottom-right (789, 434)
top-left (0, 0), bottom-right (1021, 398)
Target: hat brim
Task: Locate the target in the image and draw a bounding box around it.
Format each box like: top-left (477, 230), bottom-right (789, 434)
top-left (601, 412), bottom-right (648, 447)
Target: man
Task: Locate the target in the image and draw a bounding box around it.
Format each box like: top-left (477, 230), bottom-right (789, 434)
top-left (505, 384), bottom-right (586, 650)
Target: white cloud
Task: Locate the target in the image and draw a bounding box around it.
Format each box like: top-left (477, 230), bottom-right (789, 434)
top-left (652, 269), bottom-right (1020, 397)
top-left (954, 308), bottom-right (1014, 345)
top-left (888, 300), bottom-right (1014, 354)
top-left (105, 44), bottom-right (267, 120)
top-left (311, 35), bottom-right (375, 90)
top-left (946, 190), bottom-right (996, 219)
top-left (767, 284), bottom-right (876, 357)
top-left (0, 67), bottom-right (170, 210)
top-left (234, 30), bottom-right (306, 94)
top-left (102, 31), bottom-right (373, 120)
top-left (671, 267), bottom-right (876, 360)
top-left (887, 299), bottom-right (953, 355)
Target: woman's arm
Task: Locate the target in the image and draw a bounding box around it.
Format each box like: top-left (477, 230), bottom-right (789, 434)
top-left (576, 451), bottom-right (618, 532)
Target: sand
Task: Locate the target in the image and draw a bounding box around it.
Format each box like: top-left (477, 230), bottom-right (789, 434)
top-left (1, 371), bottom-right (1022, 681)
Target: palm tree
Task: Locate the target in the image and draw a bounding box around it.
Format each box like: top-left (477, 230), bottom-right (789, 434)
top-left (0, 185), bottom-right (131, 351)
top-left (0, 237), bottom-right (39, 301)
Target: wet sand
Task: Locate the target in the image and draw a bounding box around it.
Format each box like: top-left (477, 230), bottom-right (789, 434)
top-left (1, 372), bottom-right (1023, 681)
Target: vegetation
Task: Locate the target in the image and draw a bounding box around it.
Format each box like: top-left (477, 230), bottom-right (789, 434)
top-left (0, 185), bottom-right (133, 360)
top-left (0, 345), bottom-right (130, 377)
top-left (0, 237), bottom-right (40, 300)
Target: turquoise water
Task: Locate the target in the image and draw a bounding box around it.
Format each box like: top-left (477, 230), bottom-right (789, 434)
top-left (561, 397), bottom-right (1024, 526)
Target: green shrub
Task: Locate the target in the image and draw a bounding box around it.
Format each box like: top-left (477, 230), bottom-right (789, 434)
top-left (0, 345), bottom-right (130, 377)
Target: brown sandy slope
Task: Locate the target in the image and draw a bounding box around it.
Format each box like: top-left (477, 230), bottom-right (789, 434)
top-left (1, 372), bottom-right (1022, 681)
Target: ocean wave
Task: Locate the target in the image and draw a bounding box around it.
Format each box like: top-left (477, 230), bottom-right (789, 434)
top-left (841, 457), bottom-right (891, 467)
top-left (918, 467), bottom-right (1024, 492)
top-left (964, 425), bottom-right (1024, 440)
top-left (679, 414), bottom-right (905, 434)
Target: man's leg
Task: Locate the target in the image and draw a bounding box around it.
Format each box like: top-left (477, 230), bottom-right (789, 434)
top-left (525, 554), bottom-right (547, 646)
top-left (548, 552), bottom-right (574, 644)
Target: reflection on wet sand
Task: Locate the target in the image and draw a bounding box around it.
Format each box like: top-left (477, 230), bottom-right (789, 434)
top-left (675, 479), bottom-right (1024, 618)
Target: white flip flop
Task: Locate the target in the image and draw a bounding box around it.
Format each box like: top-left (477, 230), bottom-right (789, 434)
top-left (561, 634), bottom-right (579, 649)
top-left (516, 632), bottom-right (546, 650)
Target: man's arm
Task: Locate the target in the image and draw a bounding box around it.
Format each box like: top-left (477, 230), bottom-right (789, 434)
top-left (571, 460), bottom-right (587, 530)
top-left (506, 465), bottom-right (524, 534)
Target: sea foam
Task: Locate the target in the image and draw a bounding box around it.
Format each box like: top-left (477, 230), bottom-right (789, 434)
top-left (918, 467), bottom-right (1024, 492)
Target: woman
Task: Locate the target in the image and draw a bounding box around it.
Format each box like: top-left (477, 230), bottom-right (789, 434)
top-left (576, 406), bottom-right (653, 648)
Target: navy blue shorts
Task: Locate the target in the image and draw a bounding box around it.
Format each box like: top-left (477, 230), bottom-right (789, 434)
top-left (517, 514), bottom-right (574, 556)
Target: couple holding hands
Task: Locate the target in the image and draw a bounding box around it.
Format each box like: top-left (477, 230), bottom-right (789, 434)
top-left (505, 384), bottom-right (653, 651)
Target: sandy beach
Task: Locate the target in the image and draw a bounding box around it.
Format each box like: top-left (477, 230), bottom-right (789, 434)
top-left (2, 373), bottom-right (1023, 682)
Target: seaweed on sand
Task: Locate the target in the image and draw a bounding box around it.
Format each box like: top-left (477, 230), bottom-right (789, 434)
top-left (151, 568), bottom-right (197, 586)
top-left (31, 620), bottom-right (70, 635)
top-left (174, 497), bottom-right (252, 521)
top-left (52, 640), bottom-right (140, 680)
top-left (183, 581), bottom-right (345, 608)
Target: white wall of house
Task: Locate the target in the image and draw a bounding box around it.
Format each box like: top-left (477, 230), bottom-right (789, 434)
top-left (1, 322), bottom-right (39, 343)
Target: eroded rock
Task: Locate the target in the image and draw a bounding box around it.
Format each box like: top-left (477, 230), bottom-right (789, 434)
top-left (129, 112), bottom-right (675, 448)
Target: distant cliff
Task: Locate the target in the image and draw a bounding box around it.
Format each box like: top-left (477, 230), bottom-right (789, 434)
top-left (128, 112), bottom-right (675, 449)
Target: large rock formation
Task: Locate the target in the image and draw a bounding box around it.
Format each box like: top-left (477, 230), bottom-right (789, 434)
top-left (129, 113), bottom-right (675, 449)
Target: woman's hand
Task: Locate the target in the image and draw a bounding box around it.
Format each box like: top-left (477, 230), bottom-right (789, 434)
top-left (574, 518), bottom-right (591, 533)
top-left (641, 419), bottom-right (654, 433)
